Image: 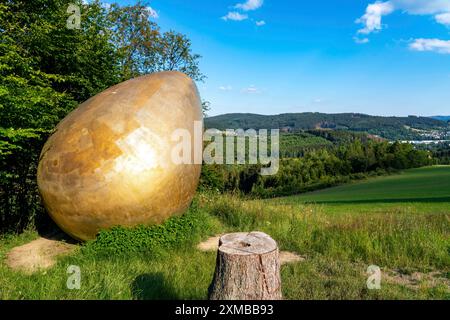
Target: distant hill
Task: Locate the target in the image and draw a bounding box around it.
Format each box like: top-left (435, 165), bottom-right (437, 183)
top-left (431, 116), bottom-right (450, 122)
top-left (205, 112), bottom-right (449, 140)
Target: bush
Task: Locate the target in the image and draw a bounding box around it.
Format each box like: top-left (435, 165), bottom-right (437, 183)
top-left (83, 201), bottom-right (213, 255)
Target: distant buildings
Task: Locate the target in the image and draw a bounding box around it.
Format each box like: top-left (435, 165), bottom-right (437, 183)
top-left (400, 140), bottom-right (450, 145)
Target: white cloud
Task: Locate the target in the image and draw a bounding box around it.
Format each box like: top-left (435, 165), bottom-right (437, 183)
top-left (222, 11), bottom-right (248, 21)
top-left (409, 38), bottom-right (450, 54)
top-left (256, 20), bottom-right (266, 26)
top-left (356, 1), bottom-right (450, 34)
top-left (390, 0), bottom-right (450, 15)
top-left (353, 37), bottom-right (370, 44)
top-left (242, 85), bottom-right (261, 94)
top-left (435, 12), bottom-right (450, 26)
top-left (355, 0), bottom-right (450, 52)
top-left (219, 85), bottom-right (233, 91)
top-left (356, 1), bottom-right (395, 35)
top-left (145, 6), bottom-right (159, 19)
top-left (234, 0), bottom-right (264, 12)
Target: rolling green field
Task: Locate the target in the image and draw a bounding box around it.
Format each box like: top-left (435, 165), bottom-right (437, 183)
top-left (285, 166), bottom-right (450, 204)
top-left (0, 166), bottom-right (449, 300)
top-left (271, 166), bottom-right (450, 216)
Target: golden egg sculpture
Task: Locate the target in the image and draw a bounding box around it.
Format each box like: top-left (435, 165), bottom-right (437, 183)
top-left (37, 71), bottom-right (203, 241)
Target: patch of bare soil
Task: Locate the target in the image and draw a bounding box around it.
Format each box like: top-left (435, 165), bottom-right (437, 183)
top-left (279, 251), bottom-right (305, 264)
top-left (6, 236), bottom-right (77, 274)
top-left (383, 269), bottom-right (450, 290)
top-left (196, 235), bottom-right (223, 252)
top-left (197, 235), bottom-right (306, 265)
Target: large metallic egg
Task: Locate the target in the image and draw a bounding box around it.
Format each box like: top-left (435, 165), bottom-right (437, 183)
top-left (37, 71), bottom-right (203, 241)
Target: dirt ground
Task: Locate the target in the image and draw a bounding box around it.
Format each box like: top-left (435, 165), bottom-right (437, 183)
top-left (6, 236), bottom-right (77, 274)
top-left (197, 235), bottom-right (306, 265)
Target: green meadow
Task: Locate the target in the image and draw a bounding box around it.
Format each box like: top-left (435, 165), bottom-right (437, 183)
top-left (272, 166), bottom-right (450, 215)
top-left (282, 166), bottom-right (450, 204)
top-left (0, 166), bottom-right (449, 300)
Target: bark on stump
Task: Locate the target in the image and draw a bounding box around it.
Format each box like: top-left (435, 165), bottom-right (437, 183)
top-left (208, 232), bottom-right (282, 300)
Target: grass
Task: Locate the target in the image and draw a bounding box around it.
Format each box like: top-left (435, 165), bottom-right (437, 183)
top-left (280, 166), bottom-right (450, 204)
top-left (0, 166), bottom-right (449, 300)
top-left (0, 204), bottom-right (222, 300)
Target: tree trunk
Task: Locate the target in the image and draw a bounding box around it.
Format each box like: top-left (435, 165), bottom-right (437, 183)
top-left (208, 232), bottom-right (282, 300)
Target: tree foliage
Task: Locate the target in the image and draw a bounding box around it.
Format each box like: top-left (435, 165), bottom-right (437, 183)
top-left (0, 0), bottom-right (205, 233)
top-left (108, 2), bottom-right (204, 82)
top-left (205, 112), bottom-right (449, 141)
top-left (200, 140), bottom-right (433, 198)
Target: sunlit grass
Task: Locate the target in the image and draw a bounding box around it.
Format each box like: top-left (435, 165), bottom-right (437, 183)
top-left (1, 167), bottom-right (449, 300)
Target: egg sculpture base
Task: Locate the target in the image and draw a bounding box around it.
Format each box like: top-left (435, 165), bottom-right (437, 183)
top-left (37, 71), bottom-right (203, 241)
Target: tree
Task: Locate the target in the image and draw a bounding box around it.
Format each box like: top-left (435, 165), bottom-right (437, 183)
top-left (108, 2), bottom-right (160, 81)
top-left (0, 0), bottom-right (122, 233)
top-left (202, 101), bottom-right (211, 117)
top-left (107, 1), bottom-right (208, 114)
top-left (0, 0), bottom-right (119, 129)
top-left (153, 30), bottom-right (205, 82)
top-left (108, 1), bottom-right (205, 82)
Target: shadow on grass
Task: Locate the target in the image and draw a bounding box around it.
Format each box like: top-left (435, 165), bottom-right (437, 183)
top-left (36, 212), bottom-right (80, 245)
top-left (303, 196), bottom-right (450, 205)
top-left (131, 273), bottom-right (179, 300)
top-left (37, 221), bottom-right (80, 245)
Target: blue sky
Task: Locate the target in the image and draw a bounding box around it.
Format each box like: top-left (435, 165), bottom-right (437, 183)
top-left (109, 0), bottom-right (450, 117)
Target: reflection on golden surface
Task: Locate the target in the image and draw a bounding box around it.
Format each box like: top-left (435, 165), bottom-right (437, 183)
top-left (37, 71), bottom-right (203, 241)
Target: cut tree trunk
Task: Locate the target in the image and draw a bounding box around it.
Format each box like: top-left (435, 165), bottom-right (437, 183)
top-left (208, 232), bottom-right (282, 300)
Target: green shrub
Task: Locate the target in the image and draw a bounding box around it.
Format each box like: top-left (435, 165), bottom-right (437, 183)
top-left (83, 202), bottom-right (213, 255)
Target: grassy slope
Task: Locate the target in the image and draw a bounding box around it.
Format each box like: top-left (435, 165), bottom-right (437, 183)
top-left (272, 166), bottom-right (450, 216)
top-left (287, 166), bottom-right (450, 204)
top-left (0, 167), bottom-right (449, 300)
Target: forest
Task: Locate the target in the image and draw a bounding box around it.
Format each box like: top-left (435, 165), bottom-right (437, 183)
top-left (205, 112), bottom-right (449, 140)
top-left (200, 138), bottom-right (434, 198)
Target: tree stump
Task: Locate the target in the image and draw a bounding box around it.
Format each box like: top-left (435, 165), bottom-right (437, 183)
top-left (208, 232), bottom-right (282, 300)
